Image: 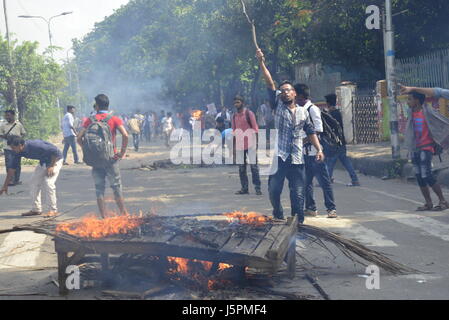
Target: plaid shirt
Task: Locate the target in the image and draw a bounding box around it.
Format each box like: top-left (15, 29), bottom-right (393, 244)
top-left (268, 89), bottom-right (315, 164)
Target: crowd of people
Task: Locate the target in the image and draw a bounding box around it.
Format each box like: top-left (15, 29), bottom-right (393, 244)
top-left (1, 59), bottom-right (449, 222)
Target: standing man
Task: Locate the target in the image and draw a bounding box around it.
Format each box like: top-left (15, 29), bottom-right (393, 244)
top-left (232, 96), bottom-right (262, 196)
top-left (161, 112), bottom-right (175, 147)
top-left (77, 94), bottom-right (129, 218)
top-left (257, 49), bottom-right (324, 224)
top-left (296, 84), bottom-right (338, 219)
top-left (0, 136), bottom-right (63, 217)
top-left (324, 94), bottom-right (360, 186)
top-left (0, 110), bottom-right (26, 186)
top-left (404, 92), bottom-right (449, 211)
top-left (62, 106), bottom-right (80, 165)
top-left (128, 115), bottom-right (143, 152)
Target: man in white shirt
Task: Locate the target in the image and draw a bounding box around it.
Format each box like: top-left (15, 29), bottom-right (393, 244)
top-left (62, 106), bottom-right (80, 165)
top-left (0, 110), bottom-right (26, 185)
top-left (162, 112), bottom-right (174, 147)
top-left (296, 84), bottom-right (337, 219)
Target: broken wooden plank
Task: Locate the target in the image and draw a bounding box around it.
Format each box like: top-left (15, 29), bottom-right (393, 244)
top-left (268, 216), bottom-right (298, 261)
top-left (251, 224), bottom-right (287, 259)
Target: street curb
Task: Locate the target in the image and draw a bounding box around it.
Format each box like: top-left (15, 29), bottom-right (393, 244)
top-left (347, 155), bottom-right (407, 180)
top-left (347, 154), bottom-right (449, 188)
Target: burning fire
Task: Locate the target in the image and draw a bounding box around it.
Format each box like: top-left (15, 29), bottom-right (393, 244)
top-left (168, 257), bottom-right (213, 274)
top-left (224, 211), bottom-right (271, 227)
top-left (56, 214), bottom-right (144, 239)
top-left (167, 257), bottom-right (232, 275)
top-left (191, 110), bottom-right (203, 120)
top-left (167, 257), bottom-right (234, 291)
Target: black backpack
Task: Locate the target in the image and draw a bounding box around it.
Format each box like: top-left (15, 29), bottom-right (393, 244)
top-left (307, 105), bottom-right (345, 154)
top-left (82, 114), bottom-right (115, 168)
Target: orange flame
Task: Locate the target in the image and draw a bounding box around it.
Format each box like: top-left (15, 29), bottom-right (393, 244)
top-left (224, 211), bottom-right (271, 227)
top-left (167, 257), bottom-right (214, 275)
top-left (56, 214), bottom-right (144, 239)
top-left (191, 110), bottom-right (203, 120)
top-left (218, 263), bottom-right (232, 271)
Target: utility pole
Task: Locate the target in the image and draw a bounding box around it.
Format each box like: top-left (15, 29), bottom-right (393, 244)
top-left (3, 0), bottom-right (19, 117)
top-left (19, 12), bottom-right (73, 126)
top-left (384, 0), bottom-right (400, 159)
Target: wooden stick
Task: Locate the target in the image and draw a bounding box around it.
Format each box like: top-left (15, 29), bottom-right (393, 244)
top-left (305, 274), bottom-right (330, 300)
top-left (240, 0), bottom-right (260, 50)
top-left (141, 283), bottom-right (170, 299)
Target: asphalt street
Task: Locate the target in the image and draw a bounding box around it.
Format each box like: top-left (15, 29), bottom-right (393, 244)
top-left (0, 141), bottom-right (448, 300)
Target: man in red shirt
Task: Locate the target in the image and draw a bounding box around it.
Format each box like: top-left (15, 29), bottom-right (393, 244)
top-left (232, 96), bottom-right (262, 195)
top-left (407, 92), bottom-right (448, 211)
top-left (77, 94), bottom-right (129, 218)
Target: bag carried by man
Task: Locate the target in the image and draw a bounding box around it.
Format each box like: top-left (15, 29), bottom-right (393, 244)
top-left (82, 115), bottom-right (115, 168)
top-left (307, 105), bottom-right (345, 154)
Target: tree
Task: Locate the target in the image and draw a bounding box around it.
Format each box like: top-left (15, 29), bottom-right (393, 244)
top-left (73, 0), bottom-right (449, 111)
top-left (0, 37), bottom-right (66, 139)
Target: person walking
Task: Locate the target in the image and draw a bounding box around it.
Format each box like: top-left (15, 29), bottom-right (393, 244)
top-left (128, 115), bottom-right (143, 152)
top-left (0, 110), bottom-right (26, 186)
top-left (62, 105), bottom-right (81, 165)
top-left (324, 94), bottom-right (360, 186)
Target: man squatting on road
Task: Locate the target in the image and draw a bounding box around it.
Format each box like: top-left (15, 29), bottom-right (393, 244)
top-left (0, 136), bottom-right (63, 217)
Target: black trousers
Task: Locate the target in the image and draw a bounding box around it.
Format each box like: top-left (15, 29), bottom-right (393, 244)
top-left (237, 149), bottom-right (261, 191)
top-left (4, 149), bottom-right (21, 183)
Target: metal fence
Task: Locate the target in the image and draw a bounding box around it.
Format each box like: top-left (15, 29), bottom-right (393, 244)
top-left (396, 48), bottom-right (449, 88)
top-left (352, 95), bottom-right (381, 144)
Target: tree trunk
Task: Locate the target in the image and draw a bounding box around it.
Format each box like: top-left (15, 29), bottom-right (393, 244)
top-left (250, 67), bottom-right (261, 109)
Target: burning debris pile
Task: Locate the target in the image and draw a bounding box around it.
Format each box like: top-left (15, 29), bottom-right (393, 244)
top-left (0, 210), bottom-right (420, 300)
top-left (52, 211), bottom-right (302, 299)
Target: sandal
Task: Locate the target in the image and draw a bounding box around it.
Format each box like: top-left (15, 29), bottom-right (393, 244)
top-left (416, 204), bottom-right (433, 211)
top-left (21, 211), bottom-right (42, 217)
top-left (43, 211), bottom-right (60, 218)
top-left (432, 202), bottom-right (449, 212)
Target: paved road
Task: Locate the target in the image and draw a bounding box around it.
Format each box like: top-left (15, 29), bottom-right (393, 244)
top-left (0, 141), bottom-right (448, 299)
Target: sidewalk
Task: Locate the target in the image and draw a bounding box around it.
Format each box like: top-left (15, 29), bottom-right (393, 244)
top-left (346, 141), bottom-right (449, 187)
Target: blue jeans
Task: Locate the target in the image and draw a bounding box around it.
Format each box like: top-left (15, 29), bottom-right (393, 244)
top-left (326, 146), bottom-right (359, 183)
top-left (238, 149), bottom-right (261, 191)
top-left (412, 150), bottom-right (436, 187)
top-left (63, 135), bottom-right (79, 163)
top-left (132, 134), bottom-right (140, 151)
top-left (268, 156), bottom-right (306, 223)
top-left (305, 155), bottom-right (336, 211)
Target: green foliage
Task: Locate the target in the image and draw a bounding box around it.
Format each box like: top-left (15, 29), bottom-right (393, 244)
top-left (72, 0), bottom-right (449, 110)
top-left (0, 37), bottom-right (66, 140)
